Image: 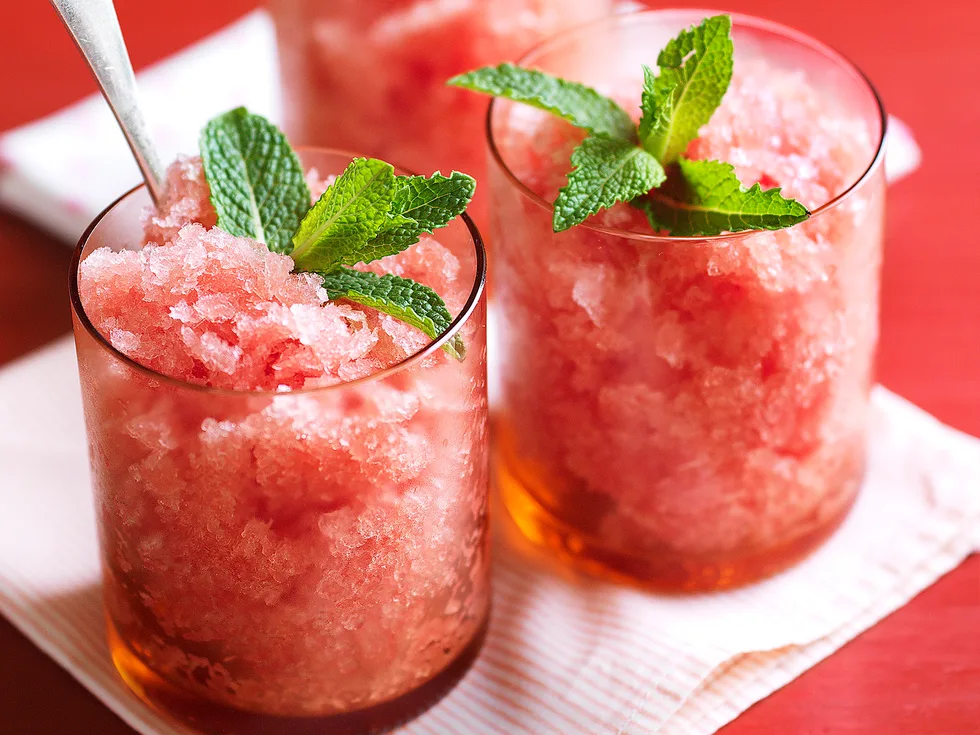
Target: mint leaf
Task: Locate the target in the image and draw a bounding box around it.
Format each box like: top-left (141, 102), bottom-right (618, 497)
top-left (637, 65), bottom-right (665, 146)
top-left (368, 171), bottom-right (477, 254)
top-left (553, 136), bottom-right (665, 232)
top-left (392, 171), bottom-right (476, 231)
top-left (367, 213), bottom-right (424, 254)
top-left (200, 107), bottom-right (310, 254)
top-left (638, 158), bottom-right (809, 236)
top-left (448, 63), bottom-right (636, 141)
top-left (289, 158), bottom-right (395, 272)
top-left (639, 15), bottom-right (733, 165)
top-left (320, 268), bottom-right (465, 360)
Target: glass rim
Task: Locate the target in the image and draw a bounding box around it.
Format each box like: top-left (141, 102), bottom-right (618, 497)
top-left (68, 146), bottom-right (488, 397)
top-left (486, 7), bottom-right (888, 244)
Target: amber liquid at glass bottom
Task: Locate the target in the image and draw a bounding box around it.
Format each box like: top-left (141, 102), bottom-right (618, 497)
top-left (487, 10), bottom-right (886, 592)
top-left (107, 615), bottom-right (489, 734)
top-left (70, 149), bottom-right (490, 732)
top-left (496, 425), bottom-right (863, 592)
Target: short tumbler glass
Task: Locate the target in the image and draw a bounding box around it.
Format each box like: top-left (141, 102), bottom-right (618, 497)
top-left (490, 10), bottom-right (887, 592)
top-left (70, 150), bottom-right (490, 733)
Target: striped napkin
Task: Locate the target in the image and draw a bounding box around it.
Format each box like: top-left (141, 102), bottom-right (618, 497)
top-left (2, 9), bottom-right (975, 735)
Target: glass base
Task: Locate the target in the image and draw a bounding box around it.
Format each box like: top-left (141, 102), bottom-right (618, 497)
top-left (496, 447), bottom-right (859, 593)
top-left (108, 614), bottom-right (488, 734)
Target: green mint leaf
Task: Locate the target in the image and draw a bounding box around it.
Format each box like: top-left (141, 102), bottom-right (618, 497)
top-left (287, 161), bottom-right (473, 345)
top-left (290, 158), bottom-right (395, 272)
top-left (638, 158), bottom-right (809, 236)
top-left (639, 14), bottom-right (733, 165)
top-left (553, 136), bottom-right (666, 232)
top-left (367, 171), bottom-right (477, 256)
top-left (200, 107), bottom-right (311, 254)
top-left (319, 267), bottom-right (465, 360)
top-left (392, 171), bottom-right (476, 232)
top-left (637, 65), bottom-right (664, 145)
top-left (448, 63), bottom-right (636, 141)
top-left (366, 213), bottom-right (423, 255)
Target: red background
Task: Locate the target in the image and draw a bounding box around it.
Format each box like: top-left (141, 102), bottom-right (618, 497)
top-left (0, 0), bottom-right (977, 732)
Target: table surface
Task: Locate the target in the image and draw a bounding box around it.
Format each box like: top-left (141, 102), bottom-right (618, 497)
top-left (1, 0), bottom-right (978, 732)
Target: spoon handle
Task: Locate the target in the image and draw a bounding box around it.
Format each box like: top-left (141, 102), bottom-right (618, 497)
top-left (49, 0), bottom-right (165, 204)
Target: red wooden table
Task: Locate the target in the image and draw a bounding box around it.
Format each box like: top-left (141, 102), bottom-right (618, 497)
top-left (0, 0), bottom-right (977, 732)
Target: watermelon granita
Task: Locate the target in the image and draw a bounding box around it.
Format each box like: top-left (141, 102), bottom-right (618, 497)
top-left (69, 148), bottom-right (489, 732)
top-left (269, 0), bottom-right (610, 232)
top-left (487, 11), bottom-right (886, 590)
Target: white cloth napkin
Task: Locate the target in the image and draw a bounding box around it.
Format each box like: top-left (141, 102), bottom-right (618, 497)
top-left (0, 12), bottom-right (280, 244)
top-left (0, 9), bottom-right (969, 735)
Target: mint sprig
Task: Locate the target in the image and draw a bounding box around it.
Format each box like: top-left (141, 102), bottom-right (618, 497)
top-left (391, 171), bottom-right (477, 230)
top-left (320, 268), bottom-right (465, 360)
top-left (448, 63), bottom-right (636, 141)
top-left (370, 171), bottom-right (477, 252)
top-left (639, 159), bottom-right (809, 236)
top-left (199, 109), bottom-right (474, 360)
top-left (640, 14), bottom-right (733, 164)
top-left (554, 136), bottom-right (665, 232)
top-left (289, 157), bottom-right (396, 272)
top-left (200, 108), bottom-right (310, 254)
top-left (450, 15), bottom-right (809, 236)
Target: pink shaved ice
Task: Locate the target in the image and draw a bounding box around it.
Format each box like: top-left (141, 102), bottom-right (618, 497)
top-left (74, 155), bottom-right (489, 718)
top-left (492, 59), bottom-right (884, 560)
top-left (79, 157), bottom-right (464, 392)
top-left (142, 155), bottom-right (217, 245)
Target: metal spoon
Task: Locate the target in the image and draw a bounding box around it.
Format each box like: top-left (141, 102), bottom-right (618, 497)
top-left (49, 0), bottom-right (165, 204)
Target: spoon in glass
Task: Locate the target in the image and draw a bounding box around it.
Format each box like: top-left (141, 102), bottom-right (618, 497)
top-left (48, 0), bottom-right (165, 204)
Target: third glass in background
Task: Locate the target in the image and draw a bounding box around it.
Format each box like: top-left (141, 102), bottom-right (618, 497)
top-left (489, 10), bottom-right (887, 591)
top-left (269, 0), bottom-right (612, 233)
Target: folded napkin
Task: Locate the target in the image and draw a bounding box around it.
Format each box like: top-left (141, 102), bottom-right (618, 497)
top-left (0, 11), bottom-right (280, 244)
top-left (1, 9), bottom-right (968, 735)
